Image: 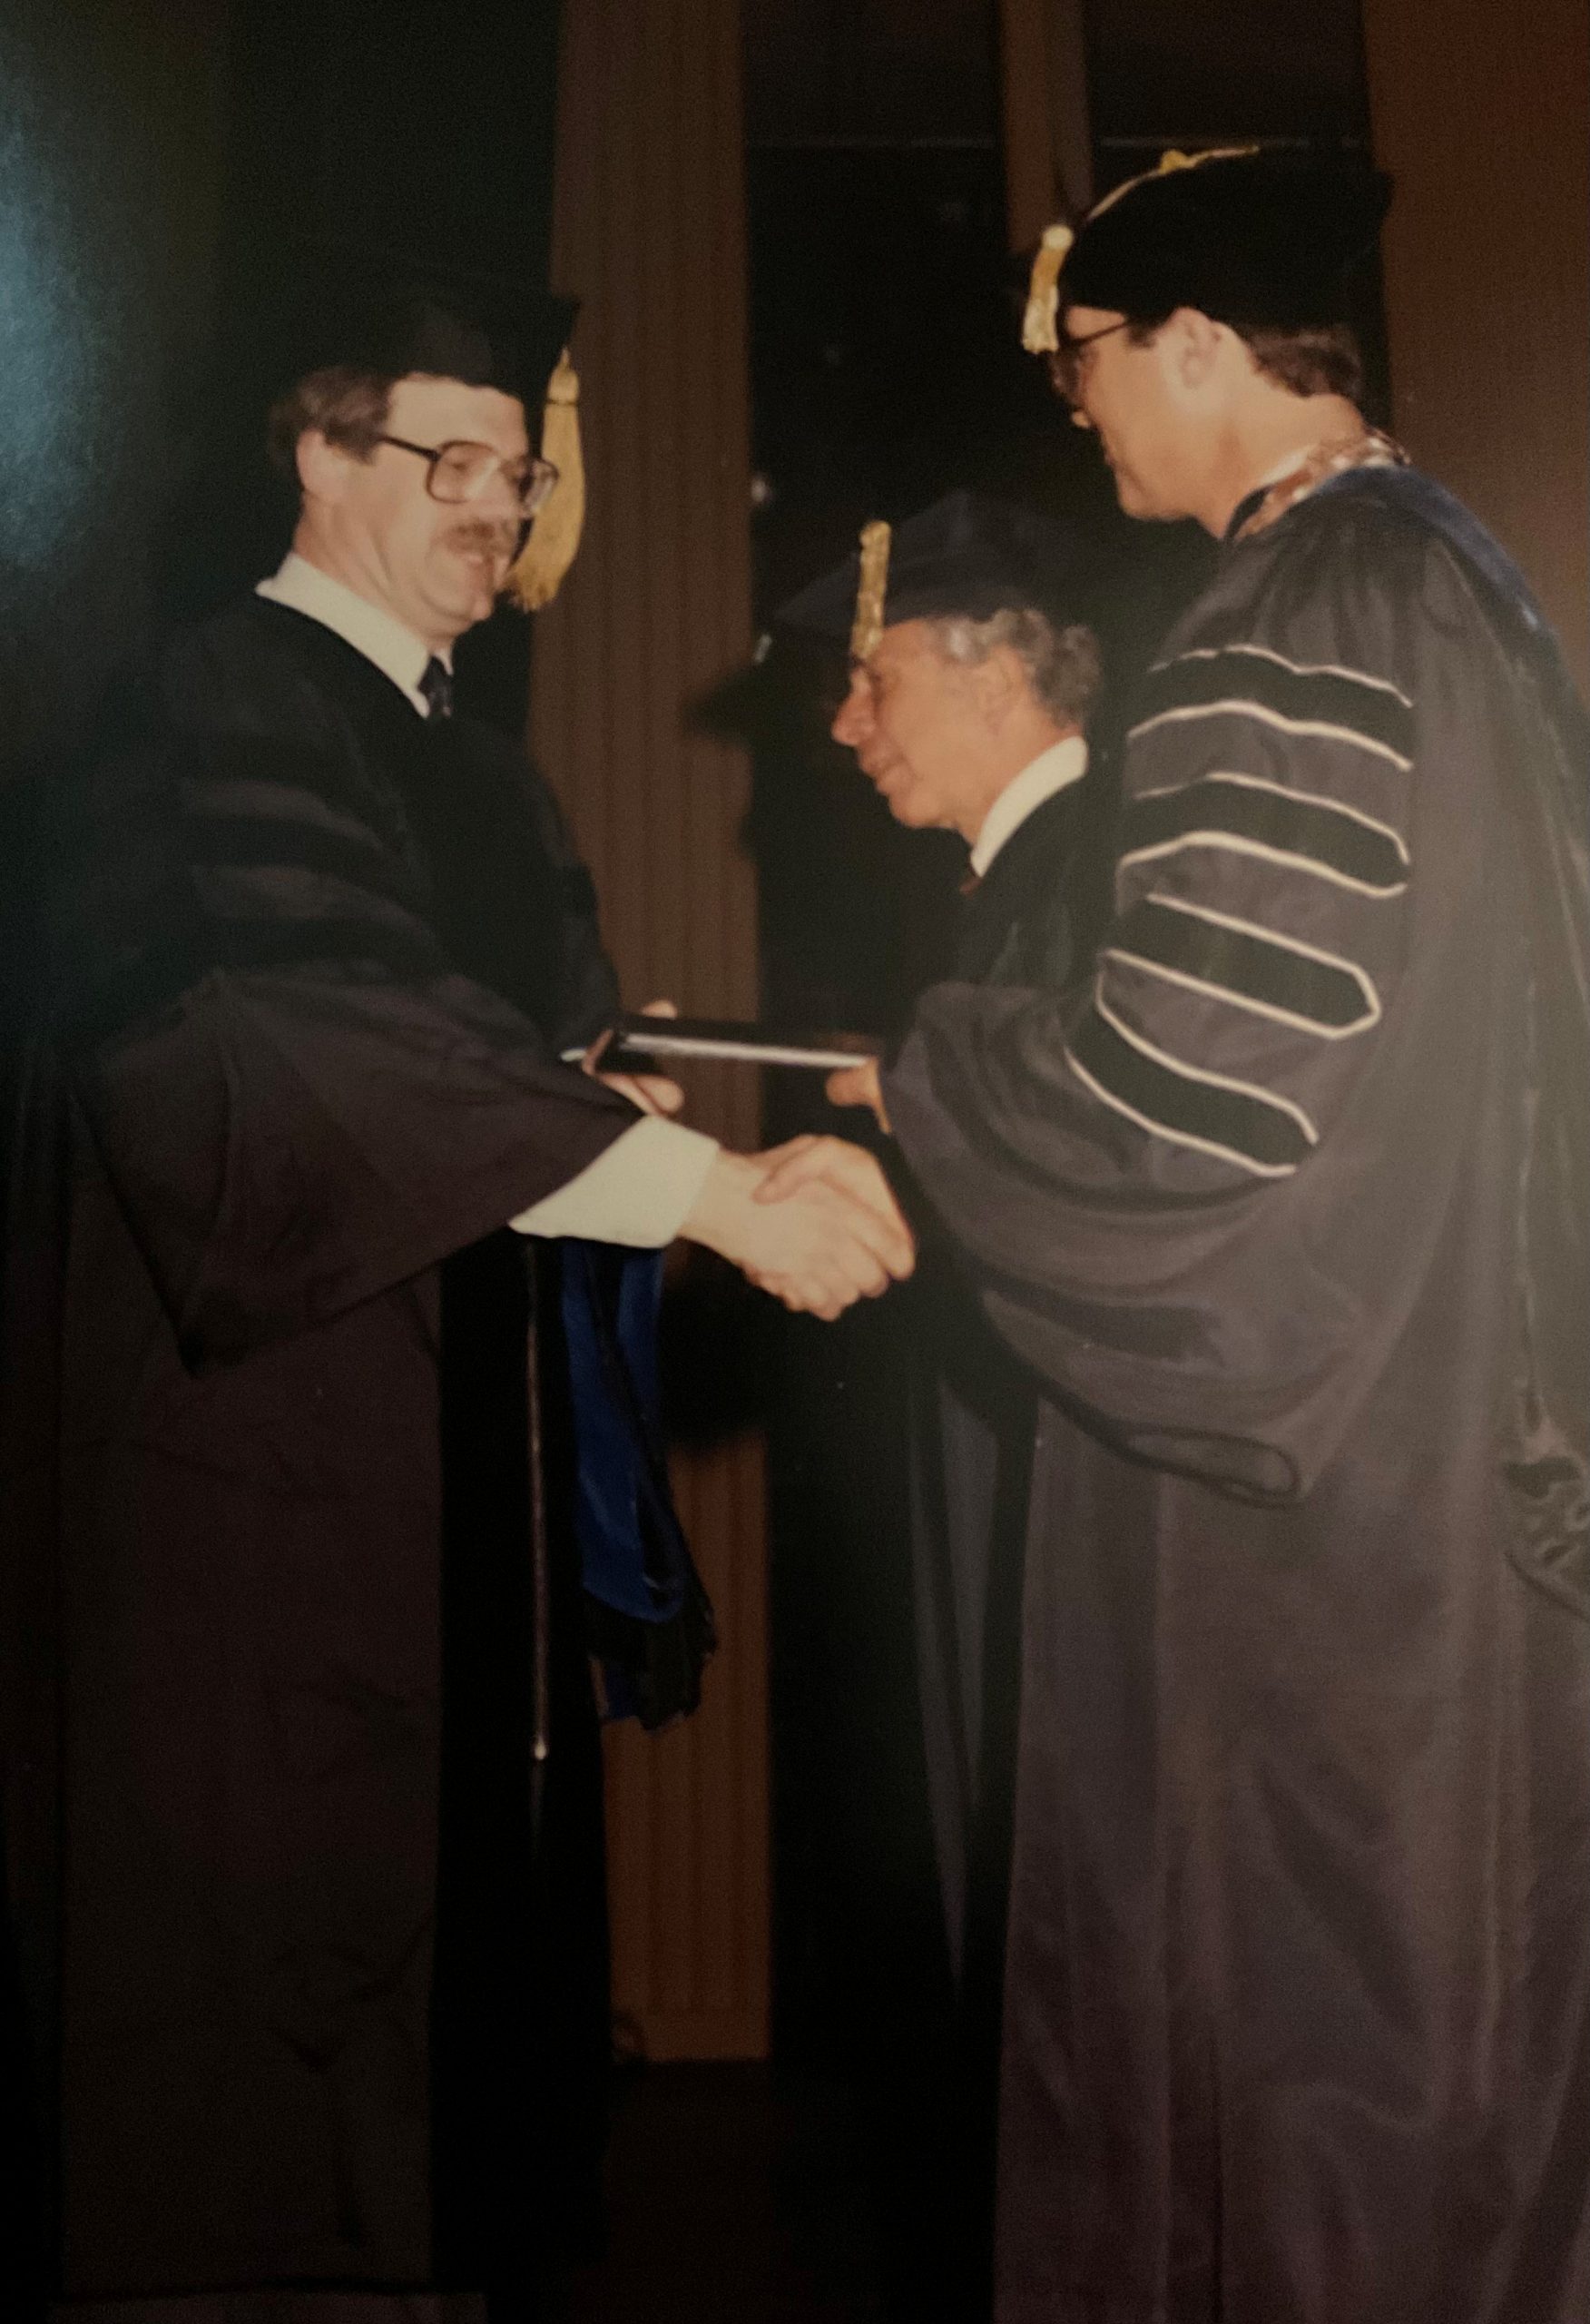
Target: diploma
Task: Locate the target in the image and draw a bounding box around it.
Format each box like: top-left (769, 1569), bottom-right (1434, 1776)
top-left (566, 1013), bottom-right (883, 1072)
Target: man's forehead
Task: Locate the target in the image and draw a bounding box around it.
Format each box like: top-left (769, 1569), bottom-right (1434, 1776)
top-left (387, 372), bottom-right (530, 446)
top-left (1061, 302), bottom-right (1128, 334)
top-left (864, 618), bottom-right (947, 673)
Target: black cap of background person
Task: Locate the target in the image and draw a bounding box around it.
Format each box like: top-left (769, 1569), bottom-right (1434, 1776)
top-left (260, 241), bottom-right (584, 611)
top-left (776, 490), bottom-right (1092, 659)
top-left (1023, 147), bottom-right (1392, 352)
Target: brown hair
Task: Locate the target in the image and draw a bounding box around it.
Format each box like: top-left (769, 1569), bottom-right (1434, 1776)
top-left (266, 366), bottom-right (394, 479)
top-left (1232, 321), bottom-right (1364, 399)
top-left (1122, 314), bottom-right (1364, 401)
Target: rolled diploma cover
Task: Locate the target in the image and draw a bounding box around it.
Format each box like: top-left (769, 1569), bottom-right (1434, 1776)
top-left (563, 1013), bottom-right (883, 1071)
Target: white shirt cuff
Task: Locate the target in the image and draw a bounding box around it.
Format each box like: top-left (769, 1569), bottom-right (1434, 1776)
top-left (509, 1117), bottom-right (720, 1246)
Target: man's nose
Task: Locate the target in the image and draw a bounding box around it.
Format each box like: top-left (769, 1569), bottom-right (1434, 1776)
top-left (831, 677), bottom-right (870, 747)
top-left (469, 459), bottom-right (529, 520)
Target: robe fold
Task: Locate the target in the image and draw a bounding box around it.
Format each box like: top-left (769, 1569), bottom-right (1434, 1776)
top-left (901, 769), bottom-right (1109, 2317)
top-left (884, 469), bottom-right (1590, 2324)
top-left (2, 597), bottom-right (640, 2307)
top-left (910, 773), bottom-right (1108, 1982)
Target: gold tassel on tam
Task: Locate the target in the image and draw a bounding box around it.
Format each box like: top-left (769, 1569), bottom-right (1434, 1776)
top-left (505, 347), bottom-right (584, 612)
top-left (849, 520), bottom-right (892, 663)
top-left (1088, 142), bottom-right (1261, 222)
top-left (1021, 222), bottom-right (1075, 355)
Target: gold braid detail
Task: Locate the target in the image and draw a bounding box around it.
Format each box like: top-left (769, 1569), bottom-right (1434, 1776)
top-left (849, 521), bottom-right (892, 662)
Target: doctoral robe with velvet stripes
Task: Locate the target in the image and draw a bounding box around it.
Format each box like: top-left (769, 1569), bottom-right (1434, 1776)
top-left (883, 468), bottom-right (1590, 2324)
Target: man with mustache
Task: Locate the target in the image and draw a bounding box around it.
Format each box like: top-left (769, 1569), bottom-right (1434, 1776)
top-left (0, 271), bottom-right (911, 2321)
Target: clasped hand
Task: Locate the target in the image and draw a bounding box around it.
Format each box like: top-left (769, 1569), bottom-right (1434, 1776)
top-left (586, 1001), bottom-right (914, 1320)
top-left (727, 1058), bottom-right (908, 1316)
top-left (582, 996), bottom-right (686, 1117)
top-left (684, 1138), bottom-right (914, 1320)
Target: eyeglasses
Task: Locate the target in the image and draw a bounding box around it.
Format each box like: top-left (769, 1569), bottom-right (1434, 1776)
top-left (1046, 317), bottom-right (1134, 402)
top-left (375, 436), bottom-right (561, 518)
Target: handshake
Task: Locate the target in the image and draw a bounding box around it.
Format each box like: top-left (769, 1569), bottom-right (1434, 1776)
top-left (682, 1137), bottom-right (914, 1319)
top-left (586, 1004), bottom-right (913, 1320)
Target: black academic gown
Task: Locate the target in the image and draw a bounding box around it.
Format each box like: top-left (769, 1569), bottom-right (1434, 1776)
top-left (883, 471), bottom-right (1590, 2324)
top-left (0, 596), bottom-right (642, 2311)
top-left (901, 772), bottom-right (1109, 2317)
top-left (910, 773), bottom-right (1107, 1987)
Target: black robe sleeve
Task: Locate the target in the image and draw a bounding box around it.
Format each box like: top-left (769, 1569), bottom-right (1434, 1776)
top-left (48, 610), bottom-right (640, 1371)
top-left (884, 497), bottom-right (1584, 1504)
top-left (71, 963), bottom-right (635, 1369)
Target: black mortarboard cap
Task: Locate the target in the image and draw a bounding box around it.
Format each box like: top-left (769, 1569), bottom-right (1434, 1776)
top-left (1059, 150), bottom-right (1391, 333)
top-left (264, 240), bottom-right (576, 412)
top-left (776, 490), bottom-right (1090, 646)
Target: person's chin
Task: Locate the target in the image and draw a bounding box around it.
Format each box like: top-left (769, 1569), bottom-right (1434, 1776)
top-left (431, 573), bottom-right (499, 630)
top-left (441, 549), bottom-right (507, 610)
top-left (1110, 468), bottom-right (1177, 524)
top-left (1110, 468), bottom-right (1148, 516)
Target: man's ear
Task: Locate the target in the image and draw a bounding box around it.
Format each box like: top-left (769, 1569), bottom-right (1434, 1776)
top-left (968, 644), bottom-right (1026, 729)
top-left (1167, 308), bottom-right (1226, 393)
top-left (296, 428), bottom-right (359, 507)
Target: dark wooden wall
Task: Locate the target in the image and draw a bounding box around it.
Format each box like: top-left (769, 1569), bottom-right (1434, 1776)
top-left (1361, 0), bottom-right (1589, 689)
top-left (531, 0), bottom-right (770, 2062)
top-left (996, 0), bottom-right (1589, 682)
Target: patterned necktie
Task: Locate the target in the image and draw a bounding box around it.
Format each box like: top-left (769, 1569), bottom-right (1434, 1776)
top-left (419, 656), bottom-right (454, 721)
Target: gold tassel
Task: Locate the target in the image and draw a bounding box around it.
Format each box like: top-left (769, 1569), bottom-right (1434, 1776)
top-left (1155, 142), bottom-right (1258, 174)
top-left (505, 347), bottom-right (584, 612)
top-left (849, 520), bottom-right (892, 663)
top-left (1021, 222), bottom-right (1075, 355)
top-left (1090, 142), bottom-right (1262, 222)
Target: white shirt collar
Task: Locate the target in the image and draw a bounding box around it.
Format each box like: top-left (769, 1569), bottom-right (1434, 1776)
top-left (968, 732), bottom-right (1088, 878)
top-left (255, 552), bottom-right (449, 717)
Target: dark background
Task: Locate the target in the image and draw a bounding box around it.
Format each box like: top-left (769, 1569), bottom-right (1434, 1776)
top-left (0, 0), bottom-right (562, 784)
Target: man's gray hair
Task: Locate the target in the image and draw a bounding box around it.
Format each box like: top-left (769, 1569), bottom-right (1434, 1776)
top-left (925, 606), bottom-right (1101, 727)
